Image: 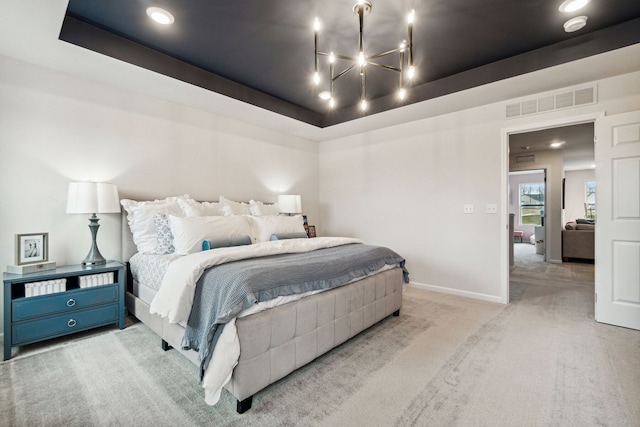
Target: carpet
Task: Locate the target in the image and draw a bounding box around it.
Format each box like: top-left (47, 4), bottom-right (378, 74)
top-left (2, 257), bottom-right (639, 426)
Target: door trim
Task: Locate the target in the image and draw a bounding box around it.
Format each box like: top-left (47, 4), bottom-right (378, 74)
top-left (500, 112), bottom-right (604, 304)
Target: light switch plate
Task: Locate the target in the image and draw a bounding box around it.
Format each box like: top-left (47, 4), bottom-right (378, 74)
top-left (463, 204), bottom-right (474, 214)
top-left (485, 204), bottom-right (497, 214)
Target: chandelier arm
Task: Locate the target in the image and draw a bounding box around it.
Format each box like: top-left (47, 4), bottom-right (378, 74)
top-left (358, 3), bottom-right (365, 75)
top-left (408, 17), bottom-right (413, 68)
top-left (320, 52), bottom-right (357, 62)
top-left (330, 62), bottom-right (334, 97)
top-left (368, 48), bottom-right (403, 59)
top-left (358, 4), bottom-right (364, 54)
top-left (367, 62), bottom-right (401, 72)
top-left (333, 64), bottom-right (357, 81)
top-left (399, 49), bottom-right (404, 89)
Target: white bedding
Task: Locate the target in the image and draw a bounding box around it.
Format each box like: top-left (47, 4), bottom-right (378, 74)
top-left (146, 237), bottom-right (366, 404)
top-left (149, 236), bottom-right (363, 324)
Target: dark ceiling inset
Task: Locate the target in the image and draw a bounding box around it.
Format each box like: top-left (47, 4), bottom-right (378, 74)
top-left (60, 1), bottom-right (640, 128)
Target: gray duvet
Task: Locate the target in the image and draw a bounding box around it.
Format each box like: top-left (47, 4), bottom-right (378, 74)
top-left (181, 243), bottom-right (409, 380)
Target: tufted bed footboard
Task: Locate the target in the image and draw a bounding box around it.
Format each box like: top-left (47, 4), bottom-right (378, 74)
top-left (126, 266), bottom-right (403, 413)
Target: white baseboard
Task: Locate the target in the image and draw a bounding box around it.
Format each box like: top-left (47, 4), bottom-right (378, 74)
top-left (408, 282), bottom-right (504, 304)
top-left (548, 259), bottom-right (563, 264)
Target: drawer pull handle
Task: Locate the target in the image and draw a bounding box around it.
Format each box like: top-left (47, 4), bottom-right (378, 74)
top-left (67, 319), bottom-right (77, 328)
top-left (66, 299), bottom-right (76, 307)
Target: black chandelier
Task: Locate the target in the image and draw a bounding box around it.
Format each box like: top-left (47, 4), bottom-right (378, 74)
top-left (313, 0), bottom-right (416, 112)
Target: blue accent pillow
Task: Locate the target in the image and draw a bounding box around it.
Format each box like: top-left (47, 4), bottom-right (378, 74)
top-left (202, 235), bottom-right (252, 251)
top-left (270, 232), bottom-right (309, 241)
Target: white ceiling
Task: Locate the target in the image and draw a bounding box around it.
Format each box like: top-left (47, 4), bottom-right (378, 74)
top-left (1, 0), bottom-right (639, 142)
top-left (509, 123), bottom-right (595, 171)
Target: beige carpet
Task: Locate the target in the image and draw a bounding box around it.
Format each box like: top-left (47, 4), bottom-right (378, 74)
top-left (2, 253), bottom-right (638, 426)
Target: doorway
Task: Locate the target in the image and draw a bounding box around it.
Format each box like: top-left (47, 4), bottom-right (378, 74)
top-left (500, 113), bottom-right (600, 304)
top-left (509, 169), bottom-right (547, 265)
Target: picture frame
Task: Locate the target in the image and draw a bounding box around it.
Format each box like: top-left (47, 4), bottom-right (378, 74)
top-left (307, 225), bottom-right (316, 238)
top-left (16, 232), bottom-right (48, 265)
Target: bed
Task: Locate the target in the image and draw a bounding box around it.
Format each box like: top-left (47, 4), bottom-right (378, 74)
top-left (121, 195), bottom-right (408, 413)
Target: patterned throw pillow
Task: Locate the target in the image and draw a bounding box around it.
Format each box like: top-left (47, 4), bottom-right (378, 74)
top-left (154, 214), bottom-right (175, 254)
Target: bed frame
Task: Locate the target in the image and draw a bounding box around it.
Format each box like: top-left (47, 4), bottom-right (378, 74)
top-left (121, 211), bottom-right (403, 413)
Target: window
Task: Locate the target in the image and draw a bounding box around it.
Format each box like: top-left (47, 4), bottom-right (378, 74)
top-left (585, 180), bottom-right (596, 219)
top-left (519, 183), bottom-right (545, 225)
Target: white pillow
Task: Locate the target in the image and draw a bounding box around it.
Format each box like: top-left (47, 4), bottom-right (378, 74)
top-left (169, 215), bottom-right (253, 255)
top-left (121, 195), bottom-right (190, 253)
top-left (248, 215), bottom-right (306, 243)
top-left (178, 198), bottom-right (225, 217)
top-left (249, 200), bottom-right (280, 216)
top-left (220, 195), bottom-right (251, 216)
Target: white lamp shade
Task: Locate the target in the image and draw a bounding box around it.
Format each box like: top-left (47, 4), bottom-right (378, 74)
top-left (277, 194), bottom-right (302, 214)
top-left (66, 182), bottom-right (121, 214)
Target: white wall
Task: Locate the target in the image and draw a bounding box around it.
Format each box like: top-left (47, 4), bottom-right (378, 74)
top-left (319, 70), bottom-right (640, 301)
top-left (564, 169), bottom-right (596, 224)
top-left (319, 102), bottom-right (505, 301)
top-left (0, 56), bottom-right (318, 334)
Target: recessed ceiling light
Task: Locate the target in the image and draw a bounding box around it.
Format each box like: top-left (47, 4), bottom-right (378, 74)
top-left (550, 141), bottom-right (564, 148)
top-left (559, 0), bottom-right (589, 13)
top-left (318, 91), bottom-right (331, 100)
top-left (563, 16), bottom-right (588, 33)
top-left (146, 7), bottom-right (175, 25)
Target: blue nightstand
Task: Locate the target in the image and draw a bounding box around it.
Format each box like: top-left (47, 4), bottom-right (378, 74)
top-left (3, 261), bottom-right (125, 360)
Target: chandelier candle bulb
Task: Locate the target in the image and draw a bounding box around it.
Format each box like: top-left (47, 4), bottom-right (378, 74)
top-left (408, 65), bottom-right (415, 80)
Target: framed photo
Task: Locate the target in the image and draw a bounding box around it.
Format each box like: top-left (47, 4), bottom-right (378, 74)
top-left (307, 225), bottom-right (316, 238)
top-left (16, 233), bottom-right (48, 265)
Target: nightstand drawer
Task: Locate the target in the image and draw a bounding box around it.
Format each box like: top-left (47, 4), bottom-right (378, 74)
top-left (12, 285), bottom-right (119, 322)
top-left (12, 304), bottom-right (120, 345)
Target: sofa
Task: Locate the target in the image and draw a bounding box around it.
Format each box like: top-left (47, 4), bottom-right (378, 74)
top-left (562, 221), bottom-right (594, 261)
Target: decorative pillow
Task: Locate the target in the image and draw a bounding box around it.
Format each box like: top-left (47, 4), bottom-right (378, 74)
top-left (270, 232), bottom-right (308, 241)
top-left (220, 195), bottom-right (251, 216)
top-left (120, 195), bottom-right (190, 253)
top-left (248, 215), bottom-right (306, 243)
top-left (564, 222), bottom-right (575, 230)
top-left (202, 235), bottom-right (252, 250)
top-left (249, 200), bottom-right (280, 216)
top-left (576, 218), bottom-right (595, 225)
top-left (178, 198), bottom-right (225, 217)
top-left (169, 215), bottom-right (253, 255)
top-left (154, 214), bottom-right (175, 254)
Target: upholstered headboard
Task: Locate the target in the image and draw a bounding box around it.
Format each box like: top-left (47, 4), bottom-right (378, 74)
top-left (121, 209), bottom-right (137, 262)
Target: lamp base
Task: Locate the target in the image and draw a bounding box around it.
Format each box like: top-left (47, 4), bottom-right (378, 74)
top-left (82, 214), bottom-right (107, 266)
top-left (82, 256), bottom-right (107, 266)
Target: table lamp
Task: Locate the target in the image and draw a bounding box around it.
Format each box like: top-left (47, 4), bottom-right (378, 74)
top-left (278, 195), bottom-right (302, 216)
top-left (66, 182), bottom-right (120, 265)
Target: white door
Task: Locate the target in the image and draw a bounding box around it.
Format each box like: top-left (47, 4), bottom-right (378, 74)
top-left (595, 111), bottom-right (640, 330)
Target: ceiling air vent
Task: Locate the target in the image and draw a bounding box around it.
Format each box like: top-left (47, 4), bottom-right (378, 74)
top-left (505, 85), bottom-right (597, 119)
top-left (515, 154), bottom-right (535, 164)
